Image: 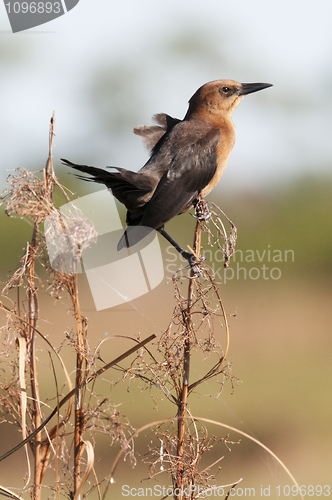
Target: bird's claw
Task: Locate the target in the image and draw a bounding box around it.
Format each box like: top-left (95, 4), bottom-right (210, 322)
top-left (189, 255), bottom-right (206, 278)
top-left (181, 251), bottom-right (205, 278)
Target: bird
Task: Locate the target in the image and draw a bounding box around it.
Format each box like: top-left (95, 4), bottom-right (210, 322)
top-left (62, 79), bottom-right (272, 275)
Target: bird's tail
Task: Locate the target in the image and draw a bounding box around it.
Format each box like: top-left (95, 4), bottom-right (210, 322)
top-left (61, 158), bottom-right (119, 185)
top-left (62, 158), bottom-right (155, 213)
top-left (62, 159), bottom-right (156, 249)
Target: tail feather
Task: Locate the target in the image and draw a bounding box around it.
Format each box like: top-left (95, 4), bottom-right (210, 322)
top-left (62, 158), bottom-right (156, 213)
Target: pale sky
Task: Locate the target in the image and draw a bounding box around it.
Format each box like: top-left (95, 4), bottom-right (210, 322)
top-left (0, 0), bottom-right (331, 191)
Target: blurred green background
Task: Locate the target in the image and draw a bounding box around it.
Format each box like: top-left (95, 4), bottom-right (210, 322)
top-left (0, 0), bottom-right (331, 497)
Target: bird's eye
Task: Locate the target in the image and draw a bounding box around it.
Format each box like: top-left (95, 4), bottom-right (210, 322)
top-left (221, 86), bottom-right (231, 94)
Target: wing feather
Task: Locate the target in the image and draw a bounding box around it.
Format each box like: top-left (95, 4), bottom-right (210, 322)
top-left (140, 127), bottom-right (220, 229)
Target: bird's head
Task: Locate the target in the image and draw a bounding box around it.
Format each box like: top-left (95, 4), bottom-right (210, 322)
top-left (185, 79), bottom-right (272, 123)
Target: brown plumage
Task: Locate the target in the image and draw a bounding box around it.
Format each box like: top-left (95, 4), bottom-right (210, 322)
top-left (62, 79), bottom-right (272, 272)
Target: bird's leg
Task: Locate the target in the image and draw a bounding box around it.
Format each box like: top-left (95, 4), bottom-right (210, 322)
top-left (159, 228), bottom-right (204, 277)
top-left (193, 198), bottom-right (211, 221)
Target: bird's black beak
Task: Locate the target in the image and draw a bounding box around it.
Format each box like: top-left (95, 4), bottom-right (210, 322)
top-left (239, 82), bottom-right (273, 96)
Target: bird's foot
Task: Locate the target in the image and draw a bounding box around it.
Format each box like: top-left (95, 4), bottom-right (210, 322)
top-left (181, 250), bottom-right (205, 278)
top-left (194, 199), bottom-right (211, 221)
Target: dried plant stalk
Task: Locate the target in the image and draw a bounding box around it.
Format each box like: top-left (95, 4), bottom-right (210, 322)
top-left (0, 113), bottom-right (142, 498)
top-left (175, 218), bottom-right (202, 497)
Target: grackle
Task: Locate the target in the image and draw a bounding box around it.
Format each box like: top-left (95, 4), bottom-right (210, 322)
top-left (62, 79), bottom-right (272, 275)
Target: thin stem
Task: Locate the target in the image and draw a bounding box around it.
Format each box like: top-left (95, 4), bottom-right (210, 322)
top-left (29, 240), bottom-right (42, 500)
top-left (31, 112), bottom-right (55, 500)
top-left (72, 270), bottom-right (85, 495)
top-left (32, 113), bottom-right (56, 499)
top-left (175, 219), bottom-right (202, 499)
